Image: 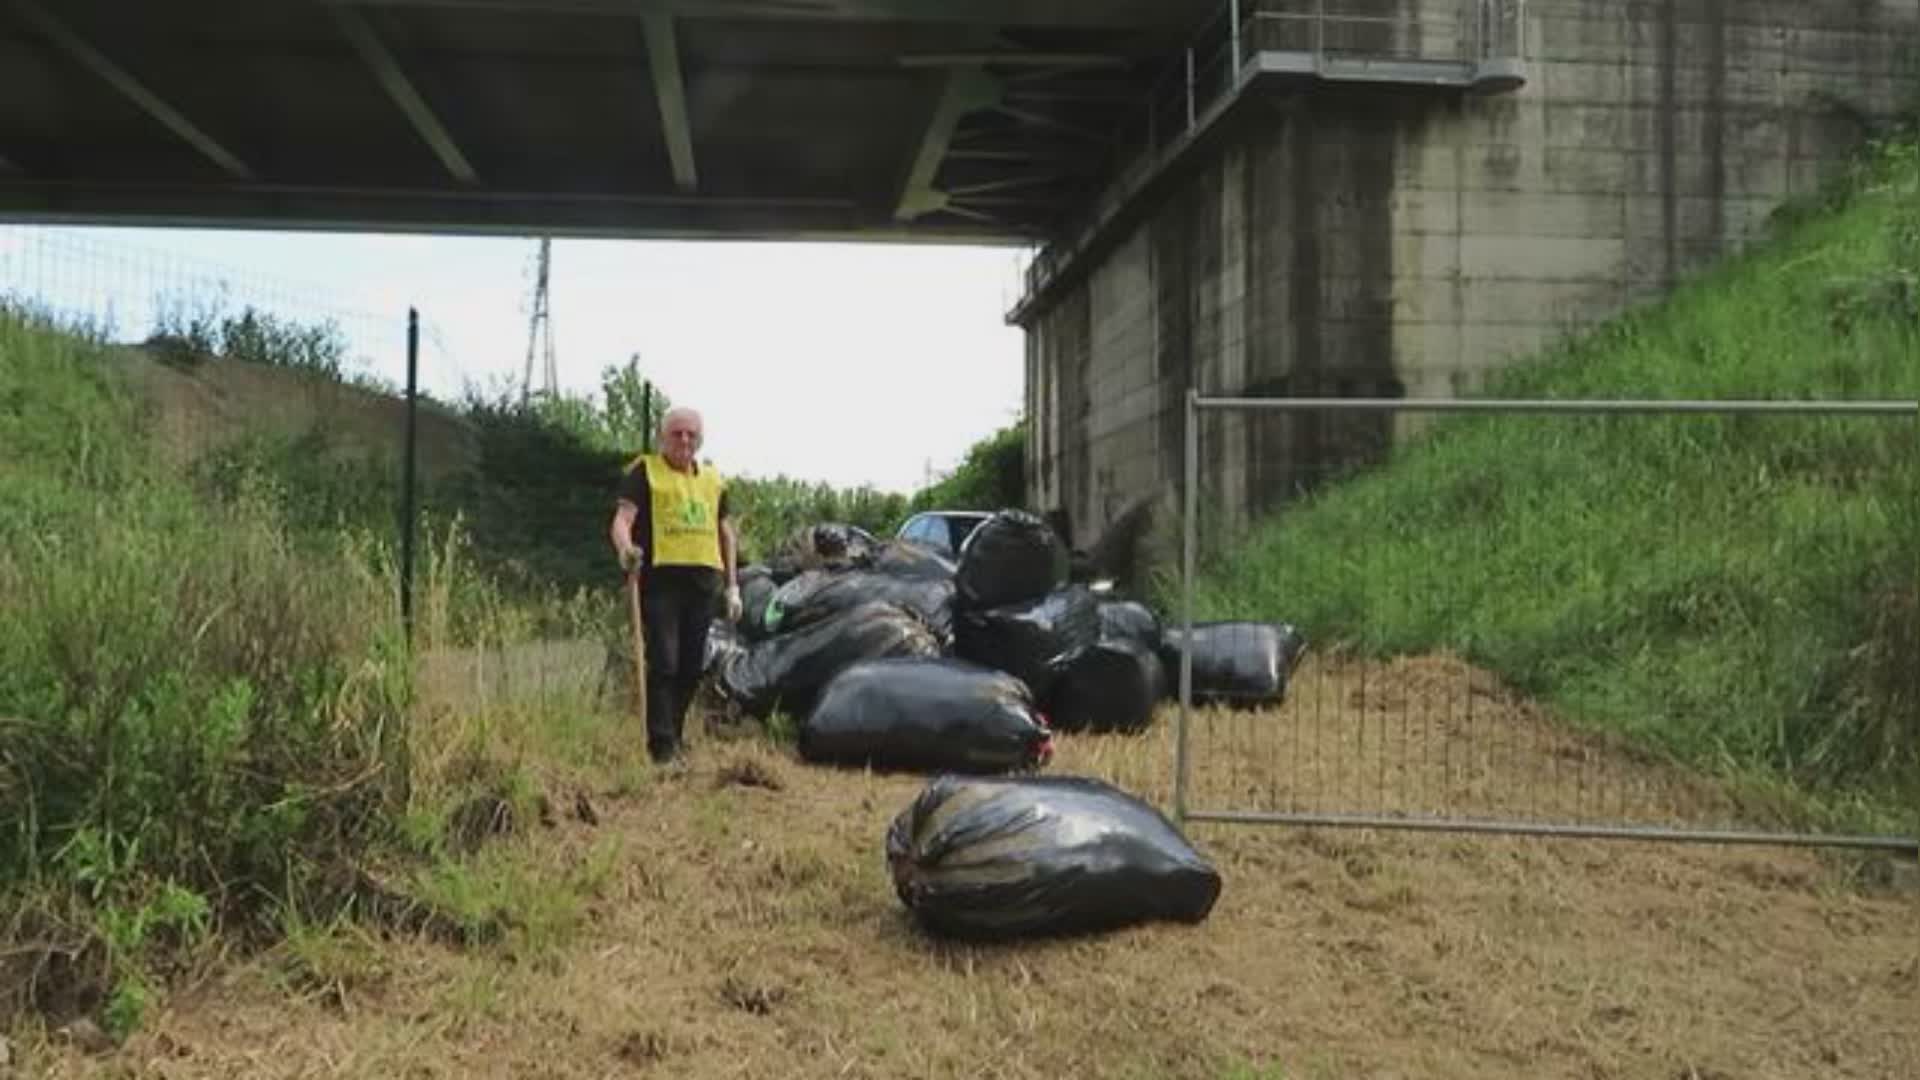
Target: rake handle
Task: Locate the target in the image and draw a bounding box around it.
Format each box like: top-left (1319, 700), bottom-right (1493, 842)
top-left (626, 568), bottom-right (647, 723)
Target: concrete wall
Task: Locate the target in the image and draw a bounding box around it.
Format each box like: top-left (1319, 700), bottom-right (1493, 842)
top-left (1020, 0), bottom-right (1920, 550)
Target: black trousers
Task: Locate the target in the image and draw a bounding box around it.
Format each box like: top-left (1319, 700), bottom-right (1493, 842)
top-left (638, 568), bottom-right (718, 761)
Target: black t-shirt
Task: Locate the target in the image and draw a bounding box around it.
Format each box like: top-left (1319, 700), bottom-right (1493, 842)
top-left (617, 462), bottom-right (731, 591)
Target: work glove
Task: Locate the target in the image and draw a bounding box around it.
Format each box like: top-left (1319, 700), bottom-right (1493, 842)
top-left (619, 544), bottom-right (644, 573)
top-left (725, 584), bottom-right (744, 623)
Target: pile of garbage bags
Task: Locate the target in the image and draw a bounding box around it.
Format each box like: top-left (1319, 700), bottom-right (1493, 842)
top-left (684, 510), bottom-right (1300, 940)
top-left (703, 510), bottom-right (1308, 773)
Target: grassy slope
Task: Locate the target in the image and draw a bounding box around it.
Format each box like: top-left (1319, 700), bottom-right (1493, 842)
top-left (1190, 144), bottom-right (1920, 818)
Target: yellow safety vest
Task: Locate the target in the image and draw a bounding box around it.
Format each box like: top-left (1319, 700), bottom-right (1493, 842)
top-left (634, 453), bottom-right (726, 570)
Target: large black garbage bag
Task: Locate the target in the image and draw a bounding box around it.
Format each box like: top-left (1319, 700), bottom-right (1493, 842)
top-left (801, 658), bottom-right (1053, 774)
top-left (1044, 637), bottom-right (1165, 734)
top-left (1096, 598), bottom-right (1161, 651)
top-left (869, 540), bottom-right (957, 581)
top-left (1158, 621), bottom-right (1308, 705)
top-left (738, 566), bottom-right (779, 641)
top-left (951, 585), bottom-right (1099, 700)
top-left (764, 569), bottom-right (955, 642)
top-left (953, 509), bottom-right (1068, 611)
top-left (718, 601), bottom-right (941, 719)
top-left (885, 774), bottom-right (1222, 940)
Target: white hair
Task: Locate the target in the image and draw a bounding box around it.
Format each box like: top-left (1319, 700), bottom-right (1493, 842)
top-left (658, 405), bottom-right (703, 435)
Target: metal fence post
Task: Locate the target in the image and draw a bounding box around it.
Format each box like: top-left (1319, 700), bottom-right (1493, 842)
top-left (400, 307), bottom-right (419, 646)
top-left (1175, 388), bottom-right (1198, 824)
top-left (642, 379), bottom-right (654, 452)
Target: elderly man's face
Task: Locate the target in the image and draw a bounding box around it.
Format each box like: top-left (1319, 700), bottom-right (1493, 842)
top-left (661, 412), bottom-right (702, 469)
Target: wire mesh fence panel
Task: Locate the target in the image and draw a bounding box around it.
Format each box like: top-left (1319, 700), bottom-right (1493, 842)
top-left (0, 224), bottom-right (402, 381)
top-left (1, 222), bottom-right (664, 789)
top-left (1174, 395), bottom-right (1920, 850)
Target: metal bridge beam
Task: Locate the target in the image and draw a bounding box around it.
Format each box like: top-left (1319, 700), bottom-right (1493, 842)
top-left (10, 0), bottom-right (255, 180)
top-left (640, 13), bottom-right (697, 192)
top-left (894, 67), bottom-right (1000, 222)
top-left (328, 4), bottom-right (479, 184)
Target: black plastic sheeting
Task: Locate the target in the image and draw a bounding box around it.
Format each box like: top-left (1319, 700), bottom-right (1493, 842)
top-left (703, 618), bottom-right (747, 676)
top-left (1158, 621), bottom-right (1308, 705)
top-left (1095, 598), bottom-right (1161, 651)
top-left (801, 658), bottom-right (1052, 774)
top-left (885, 774), bottom-right (1222, 940)
top-left (869, 539), bottom-right (958, 581)
top-left (764, 569), bottom-right (955, 642)
top-left (951, 585), bottom-right (1099, 701)
top-left (953, 509), bottom-right (1068, 611)
top-left (717, 601), bottom-right (941, 718)
top-left (1044, 637), bottom-right (1165, 734)
top-left (737, 566), bottom-right (779, 641)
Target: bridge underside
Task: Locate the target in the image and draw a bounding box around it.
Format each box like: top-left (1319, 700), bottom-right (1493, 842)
top-left (0, 0), bottom-right (1209, 242)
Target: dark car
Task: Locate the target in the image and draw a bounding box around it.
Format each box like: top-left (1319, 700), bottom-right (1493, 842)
top-left (894, 510), bottom-right (992, 560)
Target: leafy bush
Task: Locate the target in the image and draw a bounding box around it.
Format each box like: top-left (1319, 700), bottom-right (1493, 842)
top-left (910, 420), bottom-right (1026, 515)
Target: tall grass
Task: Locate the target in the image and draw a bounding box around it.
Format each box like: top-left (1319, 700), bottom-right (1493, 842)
top-left (1185, 139), bottom-right (1920, 820)
top-left (0, 305), bottom-right (414, 1022)
top-left (0, 304), bottom-right (628, 1032)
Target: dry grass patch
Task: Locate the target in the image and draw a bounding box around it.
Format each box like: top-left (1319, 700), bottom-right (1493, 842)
top-left (16, 657), bottom-right (1919, 1080)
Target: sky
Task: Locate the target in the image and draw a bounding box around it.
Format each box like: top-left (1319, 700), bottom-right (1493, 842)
top-left (0, 224), bottom-right (1033, 495)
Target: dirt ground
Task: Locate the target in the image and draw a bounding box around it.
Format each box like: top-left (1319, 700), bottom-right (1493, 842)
top-left (14, 655), bottom-right (1918, 1080)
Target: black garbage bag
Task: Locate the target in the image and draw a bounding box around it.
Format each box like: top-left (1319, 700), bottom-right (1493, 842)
top-left (1096, 598), bottom-right (1162, 651)
top-left (764, 569), bottom-right (955, 642)
top-left (885, 774), bottom-right (1222, 940)
top-left (953, 509), bottom-right (1068, 611)
top-left (1044, 637), bottom-right (1165, 734)
top-left (718, 601), bottom-right (941, 719)
top-left (951, 585), bottom-right (1099, 700)
top-left (703, 618), bottom-right (747, 676)
top-left (737, 565), bottom-right (779, 641)
top-left (869, 539), bottom-right (957, 581)
top-left (801, 658), bottom-right (1053, 774)
top-left (1158, 621), bottom-right (1308, 705)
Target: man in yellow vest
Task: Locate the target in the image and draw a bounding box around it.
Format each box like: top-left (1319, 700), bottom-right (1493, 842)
top-left (608, 406), bottom-right (742, 764)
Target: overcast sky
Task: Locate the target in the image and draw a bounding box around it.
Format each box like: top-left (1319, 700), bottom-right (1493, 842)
top-left (0, 224), bottom-right (1032, 494)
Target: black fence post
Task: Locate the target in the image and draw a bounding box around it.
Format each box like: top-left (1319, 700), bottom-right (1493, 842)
top-left (401, 307), bottom-right (419, 645)
top-left (642, 380), bottom-right (654, 453)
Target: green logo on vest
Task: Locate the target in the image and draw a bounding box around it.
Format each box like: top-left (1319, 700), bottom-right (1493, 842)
top-left (678, 498), bottom-right (709, 528)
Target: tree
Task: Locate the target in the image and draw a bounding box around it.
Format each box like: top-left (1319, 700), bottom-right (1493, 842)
top-left (601, 355), bottom-right (670, 453)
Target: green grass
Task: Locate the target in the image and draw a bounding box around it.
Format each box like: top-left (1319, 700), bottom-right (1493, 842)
top-left (0, 304), bottom-right (418, 1023)
top-left (0, 302), bottom-right (639, 1034)
top-left (1184, 139), bottom-right (1920, 828)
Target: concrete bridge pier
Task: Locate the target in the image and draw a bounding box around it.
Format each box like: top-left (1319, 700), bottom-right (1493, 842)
top-left (1013, 0), bottom-right (1920, 561)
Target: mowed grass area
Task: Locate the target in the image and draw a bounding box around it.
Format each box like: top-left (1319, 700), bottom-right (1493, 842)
top-left (16, 692), bottom-right (1920, 1080)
